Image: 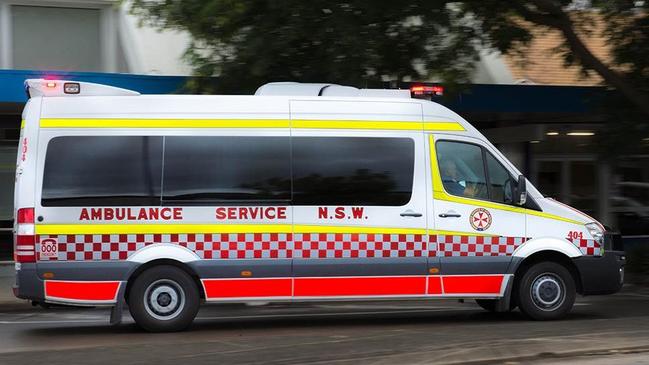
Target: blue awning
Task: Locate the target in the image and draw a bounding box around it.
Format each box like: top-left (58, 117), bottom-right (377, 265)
top-left (0, 70), bottom-right (608, 115)
top-left (438, 83), bottom-right (607, 114)
top-left (0, 69), bottom-right (188, 103)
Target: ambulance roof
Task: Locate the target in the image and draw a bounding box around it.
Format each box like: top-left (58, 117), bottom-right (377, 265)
top-left (26, 79), bottom-right (479, 136)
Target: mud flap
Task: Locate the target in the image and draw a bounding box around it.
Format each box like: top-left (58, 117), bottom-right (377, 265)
top-left (109, 284), bottom-right (126, 325)
top-left (494, 276), bottom-right (514, 312)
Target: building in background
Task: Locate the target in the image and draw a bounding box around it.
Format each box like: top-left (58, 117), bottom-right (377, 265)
top-left (0, 0), bottom-right (191, 258)
top-left (465, 17), bottom-right (649, 238)
top-left (0, 2), bottom-right (646, 259)
top-left (0, 0), bottom-right (192, 75)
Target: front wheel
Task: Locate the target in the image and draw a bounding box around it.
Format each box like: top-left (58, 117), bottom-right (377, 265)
top-left (128, 265), bottom-right (200, 332)
top-left (517, 261), bottom-right (576, 320)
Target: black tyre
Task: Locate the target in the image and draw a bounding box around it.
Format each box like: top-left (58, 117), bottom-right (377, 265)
top-left (475, 299), bottom-right (498, 312)
top-left (517, 261), bottom-right (576, 320)
top-left (128, 265), bottom-right (200, 332)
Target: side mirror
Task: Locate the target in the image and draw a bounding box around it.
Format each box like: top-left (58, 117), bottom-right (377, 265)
top-left (515, 174), bottom-right (527, 206)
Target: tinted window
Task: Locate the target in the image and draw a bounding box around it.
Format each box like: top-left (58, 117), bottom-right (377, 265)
top-left (163, 136), bottom-right (290, 203)
top-left (436, 141), bottom-right (488, 200)
top-left (292, 137), bottom-right (414, 206)
top-left (486, 152), bottom-right (514, 204)
top-left (42, 136), bottom-right (162, 206)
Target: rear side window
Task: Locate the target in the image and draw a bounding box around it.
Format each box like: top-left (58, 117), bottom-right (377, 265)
top-left (42, 136), bottom-right (163, 206)
top-left (162, 136), bottom-right (291, 203)
top-left (292, 137), bottom-right (414, 206)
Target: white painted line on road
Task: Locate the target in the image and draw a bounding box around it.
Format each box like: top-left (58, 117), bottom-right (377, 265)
top-left (0, 307), bottom-right (481, 325)
top-left (315, 304), bottom-right (463, 310)
top-left (0, 319), bottom-right (103, 324)
top-left (195, 307), bottom-right (479, 321)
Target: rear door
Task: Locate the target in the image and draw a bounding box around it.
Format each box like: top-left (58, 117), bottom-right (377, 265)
top-left (428, 134), bottom-right (526, 296)
top-left (290, 100), bottom-right (429, 299)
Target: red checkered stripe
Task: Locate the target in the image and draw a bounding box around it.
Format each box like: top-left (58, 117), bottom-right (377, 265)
top-left (36, 233), bottom-right (430, 261)
top-left (432, 235), bottom-right (527, 257)
top-left (571, 238), bottom-right (601, 256)
top-left (293, 233), bottom-right (428, 258)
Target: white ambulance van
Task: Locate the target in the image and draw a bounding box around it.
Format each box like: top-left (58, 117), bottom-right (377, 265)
top-left (13, 79), bottom-right (624, 332)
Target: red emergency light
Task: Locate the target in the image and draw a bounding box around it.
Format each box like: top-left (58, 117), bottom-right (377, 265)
top-left (410, 85), bottom-right (444, 96)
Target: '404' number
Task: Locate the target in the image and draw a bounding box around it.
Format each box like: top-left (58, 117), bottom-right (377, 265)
top-left (567, 231), bottom-right (583, 240)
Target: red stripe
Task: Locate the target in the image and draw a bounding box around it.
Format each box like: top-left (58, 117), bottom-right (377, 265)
top-left (293, 276), bottom-right (426, 297)
top-left (442, 275), bottom-right (503, 294)
top-left (427, 276), bottom-right (442, 294)
top-left (203, 278), bottom-right (292, 298)
top-left (45, 281), bottom-right (120, 301)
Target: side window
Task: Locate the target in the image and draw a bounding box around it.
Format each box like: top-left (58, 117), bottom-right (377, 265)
top-left (486, 152), bottom-right (515, 204)
top-left (42, 136), bottom-right (163, 206)
top-left (436, 141), bottom-right (488, 200)
top-left (162, 136), bottom-right (290, 203)
top-left (292, 137), bottom-right (414, 206)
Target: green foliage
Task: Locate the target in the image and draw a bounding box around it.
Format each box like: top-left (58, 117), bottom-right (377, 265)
top-left (130, 0), bottom-right (648, 126)
top-left (130, 0), bottom-right (481, 93)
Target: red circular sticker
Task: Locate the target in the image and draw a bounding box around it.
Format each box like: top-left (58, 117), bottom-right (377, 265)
top-left (470, 208), bottom-right (492, 231)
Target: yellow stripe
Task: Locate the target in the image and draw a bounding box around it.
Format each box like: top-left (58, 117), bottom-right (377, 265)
top-left (35, 224), bottom-right (429, 235)
top-left (40, 118), bottom-right (290, 129)
top-left (293, 225), bottom-right (427, 235)
top-left (292, 119), bottom-right (424, 131)
top-left (39, 118), bottom-right (465, 132)
top-left (36, 224), bottom-right (291, 235)
top-left (20, 119), bottom-right (25, 129)
top-left (431, 230), bottom-right (496, 237)
top-left (423, 122), bottom-right (465, 131)
top-left (34, 223), bottom-right (498, 236)
top-left (428, 135), bottom-right (583, 225)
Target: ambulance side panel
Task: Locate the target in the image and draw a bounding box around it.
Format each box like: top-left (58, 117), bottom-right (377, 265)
top-left (33, 96), bottom-right (294, 304)
top-left (289, 100), bottom-right (431, 298)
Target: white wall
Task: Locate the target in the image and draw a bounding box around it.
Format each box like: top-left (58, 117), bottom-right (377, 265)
top-left (0, 0), bottom-right (193, 76)
top-left (119, 4), bottom-right (193, 76)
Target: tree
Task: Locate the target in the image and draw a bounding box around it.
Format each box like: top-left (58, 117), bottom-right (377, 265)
top-left (461, 0), bottom-right (649, 154)
top-left (129, 0), bottom-right (480, 93)
top-left (131, 0), bottom-right (648, 119)
top-left (461, 0), bottom-right (649, 118)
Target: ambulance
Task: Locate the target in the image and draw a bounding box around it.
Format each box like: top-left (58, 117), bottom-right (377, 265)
top-left (13, 79), bottom-right (625, 332)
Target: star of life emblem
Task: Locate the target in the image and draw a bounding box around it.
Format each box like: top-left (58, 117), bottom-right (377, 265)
top-left (469, 208), bottom-right (492, 231)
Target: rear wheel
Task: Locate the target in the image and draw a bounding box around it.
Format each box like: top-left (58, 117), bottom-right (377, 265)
top-left (517, 261), bottom-right (576, 320)
top-left (128, 265), bottom-right (200, 332)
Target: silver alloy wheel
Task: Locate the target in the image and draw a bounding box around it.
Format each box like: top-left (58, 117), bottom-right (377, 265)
top-left (143, 279), bottom-right (185, 321)
top-left (530, 273), bottom-right (566, 311)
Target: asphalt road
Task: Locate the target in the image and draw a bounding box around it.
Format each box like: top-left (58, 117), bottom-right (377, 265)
top-left (0, 290), bottom-right (649, 365)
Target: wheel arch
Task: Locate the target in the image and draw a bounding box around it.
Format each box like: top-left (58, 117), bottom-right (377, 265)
top-left (124, 259), bottom-right (205, 302)
top-left (513, 237), bottom-right (583, 259)
top-left (510, 250), bottom-right (583, 296)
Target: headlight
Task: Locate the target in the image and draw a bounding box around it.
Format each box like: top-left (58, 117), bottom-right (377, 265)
top-left (585, 222), bottom-right (604, 245)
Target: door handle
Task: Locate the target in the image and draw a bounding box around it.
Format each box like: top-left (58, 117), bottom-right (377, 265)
top-left (439, 212), bottom-right (461, 218)
top-left (400, 210), bottom-right (423, 217)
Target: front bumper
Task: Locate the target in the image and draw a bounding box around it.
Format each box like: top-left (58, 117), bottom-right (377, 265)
top-left (573, 250), bottom-right (625, 295)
